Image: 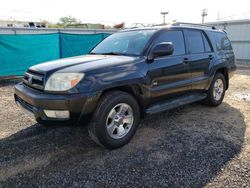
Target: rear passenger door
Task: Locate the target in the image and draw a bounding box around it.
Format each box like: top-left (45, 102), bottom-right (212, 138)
top-left (184, 29), bottom-right (215, 91)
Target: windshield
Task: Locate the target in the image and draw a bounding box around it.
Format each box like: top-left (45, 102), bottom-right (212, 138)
top-left (90, 30), bottom-right (156, 56)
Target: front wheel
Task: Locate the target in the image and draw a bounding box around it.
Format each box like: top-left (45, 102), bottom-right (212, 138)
top-left (203, 73), bottom-right (226, 106)
top-left (88, 91), bottom-right (140, 149)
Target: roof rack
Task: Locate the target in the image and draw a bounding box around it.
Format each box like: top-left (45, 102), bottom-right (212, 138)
top-left (171, 22), bottom-right (216, 30)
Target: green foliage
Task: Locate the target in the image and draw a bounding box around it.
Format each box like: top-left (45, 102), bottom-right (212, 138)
top-left (59, 16), bottom-right (80, 26)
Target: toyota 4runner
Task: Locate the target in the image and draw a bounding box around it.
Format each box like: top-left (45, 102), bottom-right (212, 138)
top-left (14, 23), bottom-right (236, 149)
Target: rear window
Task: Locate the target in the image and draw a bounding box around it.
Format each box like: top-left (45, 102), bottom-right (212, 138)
top-left (208, 31), bottom-right (233, 51)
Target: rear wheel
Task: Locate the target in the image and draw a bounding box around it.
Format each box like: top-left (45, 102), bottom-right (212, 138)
top-left (88, 91), bottom-right (140, 149)
top-left (204, 73), bottom-right (226, 106)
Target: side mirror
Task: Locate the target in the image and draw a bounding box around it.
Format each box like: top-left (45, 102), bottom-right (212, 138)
top-left (149, 42), bottom-right (174, 60)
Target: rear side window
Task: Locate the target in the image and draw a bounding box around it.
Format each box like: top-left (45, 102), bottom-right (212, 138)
top-left (186, 30), bottom-right (205, 54)
top-left (209, 31), bottom-right (233, 51)
top-left (202, 33), bottom-right (212, 52)
top-left (221, 35), bottom-right (233, 50)
top-left (154, 30), bottom-right (185, 55)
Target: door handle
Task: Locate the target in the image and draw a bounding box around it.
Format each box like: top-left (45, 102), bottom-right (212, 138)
top-left (183, 58), bottom-right (189, 64)
top-left (209, 55), bottom-right (214, 60)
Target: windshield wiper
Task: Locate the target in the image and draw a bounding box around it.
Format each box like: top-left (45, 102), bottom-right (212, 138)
top-left (102, 52), bottom-right (123, 55)
top-left (90, 52), bottom-right (125, 56)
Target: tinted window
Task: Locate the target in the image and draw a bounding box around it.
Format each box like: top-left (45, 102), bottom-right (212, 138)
top-left (221, 35), bottom-right (233, 50)
top-left (154, 31), bottom-right (185, 55)
top-left (202, 33), bottom-right (212, 52)
top-left (208, 31), bottom-right (233, 51)
top-left (186, 30), bottom-right (205, 54)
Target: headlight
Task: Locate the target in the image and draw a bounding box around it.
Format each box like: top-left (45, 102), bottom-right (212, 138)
top-left (45, 73), bottom-right (84, 91)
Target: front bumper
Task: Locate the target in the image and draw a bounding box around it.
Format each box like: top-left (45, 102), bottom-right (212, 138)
top-left (14, 83), bottom-right (100, 125)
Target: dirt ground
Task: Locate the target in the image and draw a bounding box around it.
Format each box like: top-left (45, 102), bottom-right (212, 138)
top-left (0, 69), bottom-right (249, 187)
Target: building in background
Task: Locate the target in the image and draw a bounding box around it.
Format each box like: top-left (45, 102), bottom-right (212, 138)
top-left (209, 19), bottom-right (250, 65)
top-left (113, 22), bottom-right (125, 29)
top-left (0, 19), bottom-right (48, 28)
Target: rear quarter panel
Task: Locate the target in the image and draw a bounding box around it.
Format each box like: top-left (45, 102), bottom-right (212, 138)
top-left (204, 30), bottom-right (236, 89)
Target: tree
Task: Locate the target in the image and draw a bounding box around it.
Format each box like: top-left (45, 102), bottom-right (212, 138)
top-left (59, 16), bottom-right (80, 26)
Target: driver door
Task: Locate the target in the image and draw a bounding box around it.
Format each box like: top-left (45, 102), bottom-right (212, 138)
top-left (147, 30), bottom-right (192, 101)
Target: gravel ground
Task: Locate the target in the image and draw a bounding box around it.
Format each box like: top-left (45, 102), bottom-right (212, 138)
top-left (0, 70), bottom-right (249, 188)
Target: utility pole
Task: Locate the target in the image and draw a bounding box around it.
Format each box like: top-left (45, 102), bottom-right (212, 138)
top-left (217, 11), bottom-right (220, 21)
top-left (201, 9), bottom-right (207, 23)
top-left (161, 12), bottom-right (169, 24)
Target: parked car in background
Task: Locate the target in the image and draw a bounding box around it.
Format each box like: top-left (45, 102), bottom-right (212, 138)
top-left (14, 23), bottom-right (236, 149)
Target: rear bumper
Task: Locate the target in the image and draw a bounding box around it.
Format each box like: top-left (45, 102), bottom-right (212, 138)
top-left (14, 83), bottom-right (100, 125)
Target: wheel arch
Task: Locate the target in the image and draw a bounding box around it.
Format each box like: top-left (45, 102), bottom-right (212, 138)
top-left (99, 84), bottom-right (145, 116)
top-left (215, 67), bottom-right (229, 90)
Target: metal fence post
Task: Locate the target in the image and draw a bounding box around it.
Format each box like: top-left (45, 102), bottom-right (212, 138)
top-left (58, 29), bottom-right (63, 58)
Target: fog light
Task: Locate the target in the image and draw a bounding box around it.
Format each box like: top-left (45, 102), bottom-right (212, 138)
top-left (44, 110), bottom-right (70, 119)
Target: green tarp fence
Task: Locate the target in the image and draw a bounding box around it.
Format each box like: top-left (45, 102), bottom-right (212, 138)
top-left (0, 33), bottom-right (110, 76)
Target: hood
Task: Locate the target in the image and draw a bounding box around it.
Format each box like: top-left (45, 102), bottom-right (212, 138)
top-left (30, 55), bottom-right (139, 74)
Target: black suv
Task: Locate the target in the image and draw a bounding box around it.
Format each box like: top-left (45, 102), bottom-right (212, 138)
top-left (14, 23), bottom-right (236, 149)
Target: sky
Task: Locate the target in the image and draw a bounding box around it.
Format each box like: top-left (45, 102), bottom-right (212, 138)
top-left (0, 0), bottom-right (250, 26)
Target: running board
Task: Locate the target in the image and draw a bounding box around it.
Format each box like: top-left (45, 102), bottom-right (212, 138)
top-left (146, 93), bottom-right (207, 114)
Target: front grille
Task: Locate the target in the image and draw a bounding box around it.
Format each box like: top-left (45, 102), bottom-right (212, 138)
top-left (23, 69), bottom-right (45, 90)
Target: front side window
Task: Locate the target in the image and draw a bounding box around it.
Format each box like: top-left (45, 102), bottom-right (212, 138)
top-left (91, 30), bottom-right (156, 56)
top-left (153, 30), bottom-right (186, 56)
top-left (186, 30), bottom-right (205, 54)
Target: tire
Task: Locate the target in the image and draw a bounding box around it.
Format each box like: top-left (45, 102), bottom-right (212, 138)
top-left (88, 91), bottom-right (140, 149)
top-left (203, 73), bottom-right (226, 106)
